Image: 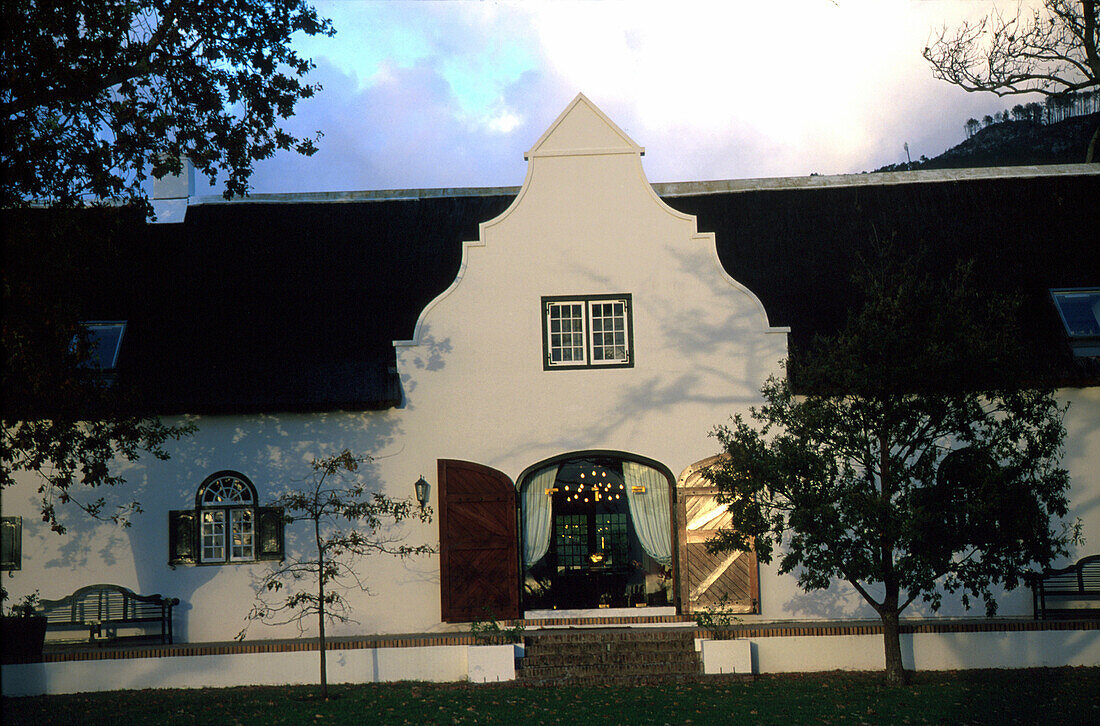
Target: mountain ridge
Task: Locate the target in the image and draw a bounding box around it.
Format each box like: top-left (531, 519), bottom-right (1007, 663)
top-left (872, 113), bottom-right (1099, 173)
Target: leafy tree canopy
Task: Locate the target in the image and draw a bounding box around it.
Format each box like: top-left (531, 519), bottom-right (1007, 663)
top-left (1, 0), bottom-right (333, 207)
top-left (706, 245), bottom-right (1077, 684)
top-left (2, 1), bottom-right (331, 532)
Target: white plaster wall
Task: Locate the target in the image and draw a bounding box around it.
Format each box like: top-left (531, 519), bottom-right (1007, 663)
top-left (394, 94), bottom-right (786, 505)
top-left (8, 386), bottom-right (1085, 639)
top-left (2, 412), bottom-right (445, 642)
top-left (1061, 387), bottom-right (1100, 564)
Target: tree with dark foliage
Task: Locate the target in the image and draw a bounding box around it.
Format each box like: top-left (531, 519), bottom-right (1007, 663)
top-left (705, 247), bottom-right (1077, 685)
top-left (1, 0), bottom-right (333, 207)
top-left (2, 1), bottom-right (332, 532)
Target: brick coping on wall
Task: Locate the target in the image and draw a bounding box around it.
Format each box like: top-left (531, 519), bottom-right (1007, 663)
top-left (30, 618), bottom-right (1098, 664)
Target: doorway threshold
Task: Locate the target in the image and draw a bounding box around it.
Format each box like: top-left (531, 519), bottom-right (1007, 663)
top-left (521, 607), bottom-right (690, 629)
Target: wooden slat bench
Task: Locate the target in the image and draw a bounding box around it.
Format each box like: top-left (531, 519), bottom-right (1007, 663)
top-left (38, 584), bottom-right (180, 644)
top-left (1029, 555), bottom-right (1100, 620)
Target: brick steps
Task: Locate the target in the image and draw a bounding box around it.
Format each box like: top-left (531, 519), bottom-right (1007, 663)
top-left (516, 629), bottom-right (702, 686)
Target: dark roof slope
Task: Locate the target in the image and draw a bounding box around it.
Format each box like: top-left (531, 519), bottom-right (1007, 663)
top-left (4, 171), bottom-right (1097, 415)
top-left (669, 172), bottom-right (1100, 389)
top-left (127, 195), bottom-right (514, 413)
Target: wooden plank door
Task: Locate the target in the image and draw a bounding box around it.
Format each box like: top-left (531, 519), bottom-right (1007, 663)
top-left (676, 455), bottom-right (759, 614)
top-left (438, 459), bottom-right (520, 622)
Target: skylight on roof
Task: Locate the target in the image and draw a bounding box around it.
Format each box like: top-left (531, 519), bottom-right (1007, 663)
top-left (81, 321), bottom-right (127, 370)
top-left (1050, 290), bottom-right (1100, 357)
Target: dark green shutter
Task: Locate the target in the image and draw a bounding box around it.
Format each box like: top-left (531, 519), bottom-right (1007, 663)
top-left (0, 517), bottom-right (21, 571)
top-left (168, 510), bottom-right (197, 565)
top-left (257, 507), bottom-right (285, 561)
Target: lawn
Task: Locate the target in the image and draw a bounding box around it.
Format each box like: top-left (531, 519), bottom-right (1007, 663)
top-left (4, 668), bottom-right (1098, 725)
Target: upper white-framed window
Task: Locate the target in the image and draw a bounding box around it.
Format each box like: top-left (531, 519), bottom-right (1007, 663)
top-left (542, 294), bottom-right (633, 370)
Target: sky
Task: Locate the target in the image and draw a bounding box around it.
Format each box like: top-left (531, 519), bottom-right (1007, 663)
top-left (240, 1), bottom-right (1044, 195)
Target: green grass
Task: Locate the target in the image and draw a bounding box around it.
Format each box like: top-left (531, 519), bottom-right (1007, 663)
top-left (4, 668), bottom-right (1098, 725)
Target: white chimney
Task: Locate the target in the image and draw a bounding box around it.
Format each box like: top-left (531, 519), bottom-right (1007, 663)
top-left (152, 157), bottom-right (195, 223)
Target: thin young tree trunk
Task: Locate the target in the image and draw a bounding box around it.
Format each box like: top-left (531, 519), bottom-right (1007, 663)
top-left (317, 519), bottom-right (328, 700)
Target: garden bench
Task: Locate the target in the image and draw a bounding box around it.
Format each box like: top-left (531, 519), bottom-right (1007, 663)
top-left (1029, 555), bottom-right (1100, 620)
top-left (37, 584), bottom-right (180, 644)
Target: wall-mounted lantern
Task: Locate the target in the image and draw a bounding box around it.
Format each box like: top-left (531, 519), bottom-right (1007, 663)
top-left (414, 476), bottom-right (430, 510)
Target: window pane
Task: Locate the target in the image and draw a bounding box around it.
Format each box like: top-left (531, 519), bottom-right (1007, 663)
top-left (555, 514), bottom-right (588, 571)
top-left (230, 509), bottom-right (255, 561)
top-left (1051, 290), bottom-right (1100, 337)
top-left (547, 301), bottom-right (587, 365)
top-left (202, 510), bottom-right (226, 562)
top-left (81, 322), bottom-right (126, 370)
top-left (590, 299), bottom-right (628, 363)
top-left (201, 475), bottom-right (254, 505)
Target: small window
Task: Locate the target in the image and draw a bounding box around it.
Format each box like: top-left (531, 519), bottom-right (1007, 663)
top-left (169, 471), bottom-right (283, 566)
top-left (543, 294), bottom-right (633, 370)
top-left (77, 321), bottom-right (127, 370)
top-left (1, 517), bottom-right (21, 571)
top-left (1050, 289), bottom-right (1100, 357)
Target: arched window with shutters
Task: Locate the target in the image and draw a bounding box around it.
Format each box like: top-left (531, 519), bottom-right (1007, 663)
top-left (169, 471), bottom-right (284, 566)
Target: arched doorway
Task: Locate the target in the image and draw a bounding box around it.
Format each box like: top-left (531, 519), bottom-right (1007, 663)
top-left (517, 452), bottom-right (676, 611)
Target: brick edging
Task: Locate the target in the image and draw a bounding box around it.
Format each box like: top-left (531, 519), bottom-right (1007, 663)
top-left (699, 619), bottom-right (1100, 640)
top-left (28, 619), bottom-right (1098, 664)
top-left (38, 634), bottom-right (491, 663)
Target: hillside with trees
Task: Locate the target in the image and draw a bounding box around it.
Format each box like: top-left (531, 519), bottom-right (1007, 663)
top-left (873, 108), bottom-right (1098, 173)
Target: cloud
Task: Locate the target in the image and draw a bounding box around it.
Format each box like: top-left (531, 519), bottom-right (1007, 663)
top-left (241, 0), bottom-right (1049, 194)
top-left (246, 58), bottom-right (572, 193)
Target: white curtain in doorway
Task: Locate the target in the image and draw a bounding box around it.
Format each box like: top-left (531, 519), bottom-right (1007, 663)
top-left (521, 465), bottom-right (558, 567)
top-left (623, 461), bottom-right (672, 567)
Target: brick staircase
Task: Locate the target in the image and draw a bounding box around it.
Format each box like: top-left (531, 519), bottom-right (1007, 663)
top-left (515, 628), bottom-right (702, 686)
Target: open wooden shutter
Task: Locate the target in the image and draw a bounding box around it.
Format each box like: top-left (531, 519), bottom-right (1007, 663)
top-left (256, 507), bottom-right (285, 561)
top-left (676, 456), bottom-right (759, 614)
top-left (438, 459), bottom-right (520, 622)
top-left (168, 510), bottom-right (197, 566)
top-left (0, 517), bottom-right (21, 571)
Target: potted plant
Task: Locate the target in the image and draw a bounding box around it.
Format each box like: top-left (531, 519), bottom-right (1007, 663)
top-left (1, 588), bottom-right (46, 664)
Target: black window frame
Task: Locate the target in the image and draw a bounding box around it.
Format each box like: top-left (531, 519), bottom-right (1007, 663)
top-left (168, 471), bottom-right (284, 567)
top-left (542, 293), bottom-right (634, 370)
top-left (1049, 288), bottom-right (1100, 358)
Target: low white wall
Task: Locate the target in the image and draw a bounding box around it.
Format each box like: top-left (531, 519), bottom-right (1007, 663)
top-left (2, 644), bottom-right (473, 698)
top-left (700, 639), bottom-right (752, 674)
top-left (754, 629), bottom-right (1100, 673)
top-left (4, 630), bottom-right (1096, 696)
top-left (467, 644), bottom-right (517, 683)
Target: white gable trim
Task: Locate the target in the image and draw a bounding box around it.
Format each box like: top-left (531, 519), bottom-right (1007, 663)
top-left (526, 147), bottom-right (642, 159)
top-left (697, 232), bottom-right (791, 334)
top-left (393, 236), bottom-right (483, 349)
top-left (525, 92), bottom-right (644, 160)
